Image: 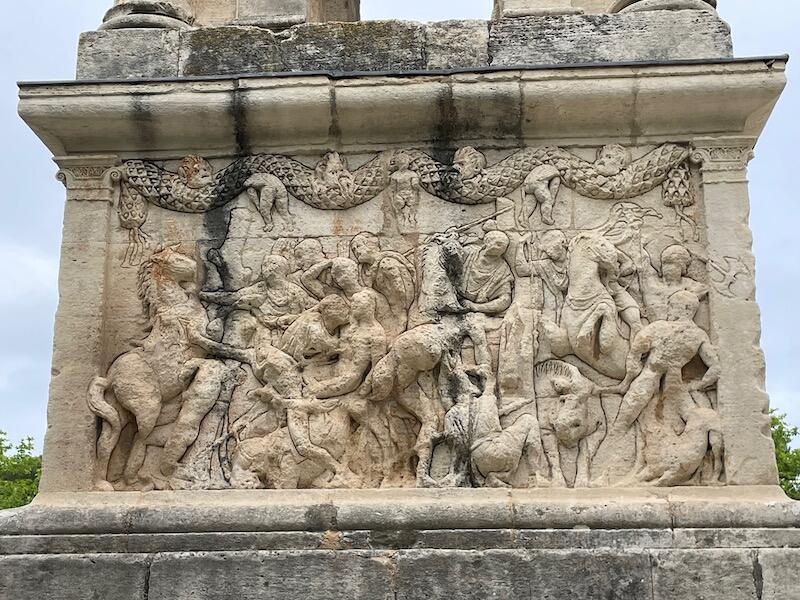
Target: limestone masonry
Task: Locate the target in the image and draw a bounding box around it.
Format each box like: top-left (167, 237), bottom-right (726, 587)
top-left (3, 0), bottom-right (799, 598)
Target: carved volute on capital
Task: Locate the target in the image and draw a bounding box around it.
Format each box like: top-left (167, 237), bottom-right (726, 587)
top-left (690, 142), bottom-right (755, 175)
top-left (100, 0), bottom-right (195, 30)
top-left (55, 157), bottom-right (123, 202)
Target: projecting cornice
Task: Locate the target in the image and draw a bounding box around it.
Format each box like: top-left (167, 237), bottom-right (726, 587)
top-left (18, 57), bottom-right (786, 159)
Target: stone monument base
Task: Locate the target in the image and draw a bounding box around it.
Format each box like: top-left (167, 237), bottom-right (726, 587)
top-left (1, 488), bottom-right (797, 599)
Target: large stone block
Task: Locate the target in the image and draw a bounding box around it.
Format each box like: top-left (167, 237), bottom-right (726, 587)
top-left (489, 10), bottom-right (732, 65)
top-left (77, 30), bottom-right (181, 80)
top-left (0, 554), bottom-right (149, 600)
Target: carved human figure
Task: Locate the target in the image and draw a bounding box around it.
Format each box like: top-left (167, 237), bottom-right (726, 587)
top-left (457, 227), bottom-right (514, 315)
top-left (307, 291), bottom-right (388, 401)
top-left (605, 291), bottom-right (722, 486)
top-left (303, 257), bottom-right (398, 339)
top-left (201, 295), bottom-right (355, 488)
top-left (350, 232), bottom-right (416, 332)
top-left (610, 290), bottom-right (720, 432)
top-left (313, 151), bottom-right (355, 200)
top-left (554, 232), bottom-right (635, 378)
top-left (389, 152), bottom-right (422, 227)
top-left (645, 244), bottom-right (708, 321)
top-left (523, 164), bottom-right (562, 226)
top-left (87, 246), bottom-right (230, 490)
top-left (366, 315), bottom-right (491, 486)
top-left (245, 173), bottom-right (294, 232)
top-left (516, 230), bottom-right (569, 322)
top-left (201, 255), bottom-right (314, 348)
top-left (435, 366), bottom-right (541, 488)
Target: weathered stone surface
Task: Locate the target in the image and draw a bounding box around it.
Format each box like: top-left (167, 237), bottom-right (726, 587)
top-left (0, 554), bottom-right (150, 600)
top-left (489, 11), bottom-right (732, 66)
top-left (279, 21), bottom-right (427, 72)
top-left (77, 29), bottom-right (180, 79)
top-left (180, 27), bottom-right (283, 76)
top-left (76, 11), bottom-right (733, 80)
top-left (397, 549), bottom-right (653, 599)
top-left (425, 20), bottom-right (489, 71)
top-left (651, 549), bottom-right (760, 600)
top-left (759, 549), bottom-right (800, 600)
top-left (147, 551), bottom-right (394, 599)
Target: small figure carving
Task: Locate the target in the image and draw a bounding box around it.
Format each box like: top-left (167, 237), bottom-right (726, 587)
top-left (522, 164), bottom-right (562, 226)
top-left (201, 255), bottom-right (314, 347)
top-left (367, 316), bottom-right (491, 487)
top-left (645, 244), bottom-right (708, 321)
top-left (515, 230), bottom-right (569, 322)
top-left (245, 173), bottom-right (294, 232)
top-left (350, 233), bottom-right (417, 335)
top-left (389, 152), bottom-right (422, 227)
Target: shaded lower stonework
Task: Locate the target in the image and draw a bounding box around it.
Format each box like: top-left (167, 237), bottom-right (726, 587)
top-left (5, 2), bottom-right (798, 597)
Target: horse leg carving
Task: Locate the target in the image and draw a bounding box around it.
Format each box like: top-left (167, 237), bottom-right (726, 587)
top-left (161, 360), bottom-right (228, 478)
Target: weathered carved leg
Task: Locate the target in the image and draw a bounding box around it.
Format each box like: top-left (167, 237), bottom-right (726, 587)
top-left (540, 429), bottom-right (567, 488)
top-left (614, 366), bottom-right (662, 432)
top-left (161, 360), bottom-right (228, 477)
top-left (123, 409), bottom-right (160, 487)
top-left (285, 410), bottom-right (345, 477)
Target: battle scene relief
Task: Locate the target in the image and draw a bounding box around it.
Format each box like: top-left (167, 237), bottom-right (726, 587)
top-left (88, 142), bottom-right (731, 491)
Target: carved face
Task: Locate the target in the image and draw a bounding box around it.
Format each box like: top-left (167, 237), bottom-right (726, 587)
top-left (453, 147), bottom-right (487, 180)
top-left (351, 233), bottom-right (380, 265)
top-left (389, 151), bottom-right (412, 172)
top-left (540, 230), bottom-right (568, 262)
top-left (178, 156), bottom-right (214, 189)
top-left (331, 258), bottom-right (361, 292)
top-left (483, 231), bottom-right (510, 258)
top-left (319, 295), bottom-right (350, 331)
top-left (350, 290), bottom-right (376, 321)
top-left (661, 245), bottom-right (691, 282)
top-left (594, 145), bottom-right (631, 177)
top-left (261, 255), bottom-right (290, 281)
top-left (294, 239), bottom-right (325, 271)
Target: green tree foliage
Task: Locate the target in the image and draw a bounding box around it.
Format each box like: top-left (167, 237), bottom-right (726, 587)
top-left (771, 412), bottom-right (800, 500)
top-left (0, 433), bottom-right (41, 510)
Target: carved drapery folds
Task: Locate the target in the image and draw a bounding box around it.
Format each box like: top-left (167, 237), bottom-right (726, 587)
top-left (88, 142), bottom-right (727, 491)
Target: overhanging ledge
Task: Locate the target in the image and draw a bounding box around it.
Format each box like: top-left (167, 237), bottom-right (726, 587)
top-left (18, 57), bottom-right (787, 159)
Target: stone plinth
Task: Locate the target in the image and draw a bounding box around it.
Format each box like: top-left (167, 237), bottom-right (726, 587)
top-left (7, 1), bottom-right (797, 597)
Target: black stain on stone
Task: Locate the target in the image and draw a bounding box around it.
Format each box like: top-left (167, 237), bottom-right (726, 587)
top-left (304, 503), bottom-right (339, 531)
top-left (130, 94), bottom-right (156, 151)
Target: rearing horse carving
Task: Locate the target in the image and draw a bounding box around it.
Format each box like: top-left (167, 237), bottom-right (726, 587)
top-left (87, 245), bottom-right (229, 490)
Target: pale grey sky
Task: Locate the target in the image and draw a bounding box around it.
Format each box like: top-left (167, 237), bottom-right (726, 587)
top-left (0, 0), bottom-right (797, 449)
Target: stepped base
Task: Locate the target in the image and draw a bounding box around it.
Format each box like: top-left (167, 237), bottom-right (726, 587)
top-left (1, 487), bottom-right (798, 599)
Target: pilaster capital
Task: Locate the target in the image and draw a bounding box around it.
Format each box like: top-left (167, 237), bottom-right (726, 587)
top-left (690, 138), bottom-right (755, 183)
top-left (55, 156), bottom-right (123, 200)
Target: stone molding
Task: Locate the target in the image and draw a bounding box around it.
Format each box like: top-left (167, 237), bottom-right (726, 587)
top-left (20, 59), bottom-right (785, 159)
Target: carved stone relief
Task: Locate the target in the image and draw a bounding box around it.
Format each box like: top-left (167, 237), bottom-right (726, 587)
top-left (88, 143), bottom-right (726, 491)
